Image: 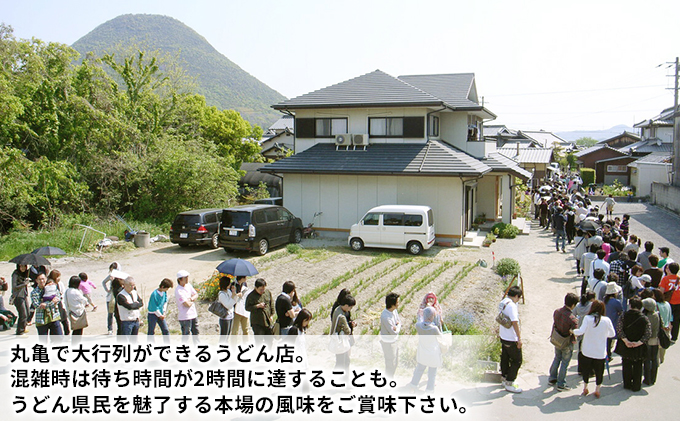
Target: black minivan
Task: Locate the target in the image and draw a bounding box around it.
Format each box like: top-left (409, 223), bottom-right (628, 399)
top-left (218, 205), bottom-right (303, 255)
top-left (170, 208), bottom-right (223, 248)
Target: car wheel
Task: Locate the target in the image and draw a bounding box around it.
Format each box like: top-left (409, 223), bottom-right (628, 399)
top-left (293, 229), bottom-right (302, 243)
top-left (210, 233), bottom-right (219, 249)
top-left (407, 241), bottom-right (423, 255)
top-left (350, 238), bottom-right (364, 251)
top-left (258, 238), bottom-right (269, 255)
top-left (178, 243), bottom-right (189, 248)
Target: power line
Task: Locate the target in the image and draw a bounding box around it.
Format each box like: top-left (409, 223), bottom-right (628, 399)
top-left (490, 84), bottom-right (666, 97)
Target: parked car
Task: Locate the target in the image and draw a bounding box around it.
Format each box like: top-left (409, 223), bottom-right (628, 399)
top-left (218, 205), bottom-right (303, 255)
top-left (348, 205), bottom-right (435, 255)
top-left (253, 197), bottom-right (283, 206)
top-left (170, 208), bottom-right (223, 248)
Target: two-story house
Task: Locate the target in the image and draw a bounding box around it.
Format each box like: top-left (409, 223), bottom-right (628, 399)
top-left (260, 70), bottom-right (529, 245)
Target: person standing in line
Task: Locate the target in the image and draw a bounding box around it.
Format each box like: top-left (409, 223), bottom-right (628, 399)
top-left (102, 262), bottom-right (122, 335)
top-left (175, 270), bottom-right (199, 343)
top-left (116, 277), bottom-right (143, 339)
top-left (614, 297), bottom-right (651, 392)
top-left (637, 241), bottom-right (654, 271)
top-left (548, 293), bottom-right (579, 391)
top-left (245, 278), bottom-right (274, 347)
top-left (641, 298), bottom-right (660, 386)
top-left (275, 281), bottom-right (297, 336)
top-left (407, 307), bottom-right (442, 392)
top-left (11, 264), bottom-right (31, 336)
top-left (572, 300), bottom-right (616, 398)
top-left (331, 294), bottom-right (356, 371)
top-left (147, 278), bottom-right (173, 340)
top-left (659, 262), bottom-right (680, 342)
top-left (619, 213), bottom-right (630, 240)
top-left (65, 275), bottom-right (89, 343)
top-left (380, 292), bottom-right (401, 378)
top-left (653, 288), bottom-right (672, 364)
top-left (657, 247), bottom-right (674, 270)
top-left (603, 283), bottom-right (623, 360)
top-left (31, 273), bottom-right (64, 340)
top-left (47, 270), bottom-right (69, 335)
top-left (231, 276), bottom-right (251, 343)
top-left (580, 245), bottom-right (598, 296)
top-left (217, 276), bottom-right (237, 342)
top-left (499, 286), bottom-right (523, 393)
top-left (77, 272), bottom-right (97, 311)
top-left (553, 207), bottom-right (567, 253)
top-left (573, 229), bottom-right (587, 276)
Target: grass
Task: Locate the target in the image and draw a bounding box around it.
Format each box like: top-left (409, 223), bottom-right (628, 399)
top-left (438, 263), bottom-right (475, 301)
top-left (360, 259), bottom-right (432, 311)
top-left (0, 214), bottom-right (169, 261)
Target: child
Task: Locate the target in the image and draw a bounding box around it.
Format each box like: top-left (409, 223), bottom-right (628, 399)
top-left (78, 272), bottom-right (97, 311)
top-left (42, 278), bottom-right (59, 302)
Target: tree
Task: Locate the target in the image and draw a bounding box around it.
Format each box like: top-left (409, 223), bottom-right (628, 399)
top-left (575, 137), bottom-right (598, 148)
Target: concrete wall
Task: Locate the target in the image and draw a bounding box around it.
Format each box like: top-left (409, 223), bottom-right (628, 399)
top-left (651, 182), bottom-right (680, 215)
top-left (282, 174), bottom-right (464, 243)
top-left (477, 175), bottom-right (500, 220)
top-left (631, 163), bottom-right (672, 197)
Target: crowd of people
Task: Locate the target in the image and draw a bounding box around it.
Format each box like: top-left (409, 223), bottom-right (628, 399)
top-left (502, 176), bottom-right (678, 397)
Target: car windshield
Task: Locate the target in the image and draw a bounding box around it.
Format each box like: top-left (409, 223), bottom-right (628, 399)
top-left (223, 211), bottom-right (250, 228)
top-left (173, 214), bottom-right (201, 226)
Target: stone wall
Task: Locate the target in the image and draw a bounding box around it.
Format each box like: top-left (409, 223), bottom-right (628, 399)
top-left (651, 182), bottom-right (680, 215)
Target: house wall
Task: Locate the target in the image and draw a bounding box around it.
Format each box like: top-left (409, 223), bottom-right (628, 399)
top-left (578, 148), bottom-right (626, 170)
top-left (282, 174), bottom-right (464, 243)
top-left (439, 113), bottom-right (468, 150)
top-left (596, 157), bottom-right (635, 185)
top-left (632, 163), bottom-right (672, 196)
top-left (642, 126), bottom-right (673, 143)
top-left (293, 107), bottom-right (430, 153)
top-left (476, 175), bottom-right (499, 221)
top-left (604, 135), bottom-right (639, 149)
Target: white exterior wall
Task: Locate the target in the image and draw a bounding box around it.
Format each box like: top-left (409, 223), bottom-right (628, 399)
top-left (293, 108), bottom-right (429, 153)
top-left (282, 174), bottom-right (464, 242)
top-left (477, 175), bottom-right (499, 220)
top-left (439, 113), bottom-right (468, 150)
top-left (631, 163), bottom-right (672, 197)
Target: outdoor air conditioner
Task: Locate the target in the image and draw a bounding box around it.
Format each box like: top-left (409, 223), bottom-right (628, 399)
top-left (335, 133), bottom-right (352, 146)
top-left (353, 134), bottom-right (369, 146)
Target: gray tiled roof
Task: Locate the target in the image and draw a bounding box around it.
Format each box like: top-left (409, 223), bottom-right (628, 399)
top-left (268, 115), bottom-right (294, 131)
top-left (618, 139), bottom-right (673, 154)
top-left (259, 140), bottom-right (492, 177)
top-left (273, 70), bottom-right (442, 110)
top-left (595, 131), bottom-right (641, 145)
top-left (628, 153), bottom-right (672, 167)
top-left (497, 147), bottom-right (553, 164)
top-left (521, 130), bottom-right (570, 148)
top-left (398, 73), bottom-right (480, 109)
top-left (483, 152), bottom-right (532, 180)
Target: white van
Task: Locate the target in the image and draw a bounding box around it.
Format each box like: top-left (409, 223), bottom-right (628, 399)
top-left (348, 205), bottom-right (435, 255)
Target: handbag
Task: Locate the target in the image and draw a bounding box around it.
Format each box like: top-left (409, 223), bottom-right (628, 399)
top-left (208, 300), bottom-right (230, 319)
top-left (327, 313), bottom-right (351, 355)
top-left (658, 324), bottom-right (671, 349)
top-left (550, 327), bottom-right (570, 349)
top-left (65, 291), bottom-right (88, 330)
top-left (496, 302), bottom-right (513, 329)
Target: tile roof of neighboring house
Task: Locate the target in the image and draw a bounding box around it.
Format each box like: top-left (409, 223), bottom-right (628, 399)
top-left (628, 153), bottom-right (672, 167)
top-left (521, 130), bottom-right (570, 148)
top-left (595, 155), bottom-right (637, 164)
top-left (268, 115), bottom-right (294, 131)
top-left (596, 131), bottom-right (641, 145)
top-left (273, 70), bottom-right (495, 116)
top-left (482, 125), bottom-right (509, 137)
top-left (482, 152), bottom-right (532, 180)
top-left (497, 147), bottom-right (553, 164)
top-left (259, 140), bottom-right (492, 177)
top-left (497, 139), bottom-right (540, 148)
top-left (573, 145), bottom-right (626, 158)
top-left (634, 106), bottom-right (678, 128)
top-left (239, 163), bottom-right (283, 186)
top-left (618, 139), bottom-right (673, 154)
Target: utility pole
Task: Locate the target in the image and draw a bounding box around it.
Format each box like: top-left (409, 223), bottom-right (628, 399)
top-left (674, 57), bottom-right (680, 186)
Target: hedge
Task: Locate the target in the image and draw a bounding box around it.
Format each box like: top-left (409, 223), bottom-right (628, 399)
top-left (580, 168), bottom-right (595, 186)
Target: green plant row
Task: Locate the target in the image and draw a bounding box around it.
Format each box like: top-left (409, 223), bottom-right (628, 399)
top-left (437, 263), bottom-right (476, 302)
top-left (398, 261), bottom-right (455, 311)
top-left (359, 260), bottom-right (432, 311)
top-left (300, 254), bottom-right (390, 305)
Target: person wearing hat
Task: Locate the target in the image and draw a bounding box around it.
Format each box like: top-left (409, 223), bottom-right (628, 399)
top-left (657, 247), bottom-right (674, 270)
top-left (175, 270), bottom-right (199, 343)
top-left (641, 298), bottom-right (660, 386)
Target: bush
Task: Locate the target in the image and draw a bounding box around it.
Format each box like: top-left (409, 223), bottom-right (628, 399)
top-left (490, 222), bottom-right (520, 239)
top-left (443, 309), bottom-right (476, 335)
top-left (286, 243), bottom-right (301, 254)
top-left (580, 168), bottom-right (595, 186)
top-left (601, 180), bottom-right (629, 197)
top-left (495, 258), bottom-right (521, 277)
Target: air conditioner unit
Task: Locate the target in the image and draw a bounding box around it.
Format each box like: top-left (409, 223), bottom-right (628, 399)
top-left (335, 133), bottom-right (352, 146)
top-left (352, 134), bottom-right (369, 146)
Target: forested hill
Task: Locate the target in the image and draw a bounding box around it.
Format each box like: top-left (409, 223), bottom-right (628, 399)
top-left (72, 14), bottom-right (285, 129)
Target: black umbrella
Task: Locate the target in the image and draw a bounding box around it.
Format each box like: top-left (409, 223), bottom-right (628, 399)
top-left (577, 220), bottom-right (599, 233)
top-left (31, 246), bottom-right (66, 256)
top-left (216, 259), bottom-right (259, 277)
top-left (9, 253), bottom-right (51, 267)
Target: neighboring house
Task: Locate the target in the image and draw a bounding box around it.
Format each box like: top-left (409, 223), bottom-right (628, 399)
top-left (628, 153), bottom-right (672, 197)
top-left (574, 145), bottom-right (627, 170)
top-left (497, 146), bottom-right (554, 184)
top-left (484, 125), bottom-right (542, 148)
top-left (239, 162), bottom-right (282, 198)
top-left (617, 138), bottom-right (673, 157)
top-left (521, 130), bottom-right (573, 150)
top-left (259, 115), bottom-right (295, 160)
top-left (596, 131), bottom-right (641, 149)
top-left (634, 106), bottom-right (675, 143)
top-left (260, 70), bottom-right (529, 245)
top-left (596, 156), bottom-right (637, 185)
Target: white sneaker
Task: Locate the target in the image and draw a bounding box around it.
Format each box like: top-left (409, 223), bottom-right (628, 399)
top-left (505, 382), bottom-right (522, 393)
top-left (108, 330), bottom-right (113, 335)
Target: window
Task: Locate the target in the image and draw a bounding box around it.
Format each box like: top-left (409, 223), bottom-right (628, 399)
top-left (404, 214), bottom-right (423, 227)
top-left (428, 115), bottom-right (439, 137)
top-left (264, 208), bottom-right (281, 222)
top-left (204, 213), bottom-right (217, 224)
top-left (363, 213), bottom-right (380, 226)
top-left (294, 118), bottom-right (348, 138)
top-left (254, 211), bottom-right (266, 224)
top-left (383, 213), bottom-right (404, 226)
top-left (368, 117), bottom-right (424, 138)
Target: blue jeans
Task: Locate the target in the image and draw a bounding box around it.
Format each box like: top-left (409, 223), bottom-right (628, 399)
top-left (410, 363), bottom-right (437, 391)
top-left (36, 321), bottom-right (64, 339)
top-left (147, 313), bottom-right (169, 336)
top-left (555, 230), bottom-right (566, 251)
top-left (548, 343), bottom-right (573, 387)
top-left (121, 320), bottom-right (140, 336)
top-left (179, 318), bottom-right (200, 343)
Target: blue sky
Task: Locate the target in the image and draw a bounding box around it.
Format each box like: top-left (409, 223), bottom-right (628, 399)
top-left (3, 0), bottom-right (679, 131)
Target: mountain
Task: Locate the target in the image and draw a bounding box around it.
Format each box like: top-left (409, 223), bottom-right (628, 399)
top-left (555, 125), bottom-right (638, 142)
top-left (72, 14), bottom-right (285, 129)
